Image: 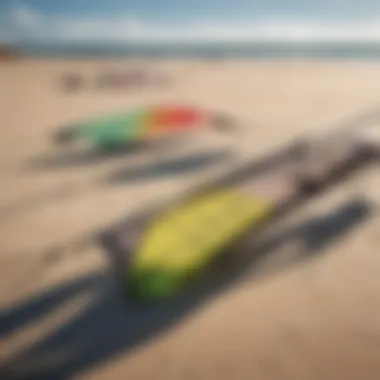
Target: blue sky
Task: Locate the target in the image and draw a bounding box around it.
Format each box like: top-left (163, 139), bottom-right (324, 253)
top-left (2, 0), bottom-right (380, 21)
top-left (1, 0), bottom-right (380, 43)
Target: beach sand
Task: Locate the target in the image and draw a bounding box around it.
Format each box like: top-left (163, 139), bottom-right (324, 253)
top-left (2, 58), bottom-right (380, 380)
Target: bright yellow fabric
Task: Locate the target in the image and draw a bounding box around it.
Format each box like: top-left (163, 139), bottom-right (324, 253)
top-left (132, 190), bottom-right (273, 274)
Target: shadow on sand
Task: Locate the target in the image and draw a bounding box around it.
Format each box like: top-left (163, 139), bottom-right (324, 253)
top-left (104, 148), bottom-right (233, 185)
top-left (1, 139), bottom-right (307, 221)
top-left (1, 197), bottom-right (372, 380)
top-left (1, 147), bottom-right (233, 221)
top-left (27, 135), bottom-right (187, 171)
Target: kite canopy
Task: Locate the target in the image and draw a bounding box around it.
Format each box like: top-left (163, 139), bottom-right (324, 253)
top-left (127, 190), bottom-right (272, 302)
top-left (53, 105), bottom-right (218, 149)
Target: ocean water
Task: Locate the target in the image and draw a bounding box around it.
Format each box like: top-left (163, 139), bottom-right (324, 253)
top-left (19, 41), bottom-right (380, 60)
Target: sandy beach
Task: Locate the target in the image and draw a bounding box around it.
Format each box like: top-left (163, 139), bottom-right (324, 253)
top-left (2, 58), bottom-right (380, 380)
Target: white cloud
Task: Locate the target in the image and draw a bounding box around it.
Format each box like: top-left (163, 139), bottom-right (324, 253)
top-left (5, 2), bottom-right (380, 43)
top-left (10, 2), bottom-right (41, 31)
top-left (55, 17), bottom-right (144, 41)
top-left (55, 19), bottom-right (380, 43)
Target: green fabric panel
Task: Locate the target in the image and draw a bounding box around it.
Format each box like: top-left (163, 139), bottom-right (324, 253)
top-left (76, 108), bottom-right (149, 146)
